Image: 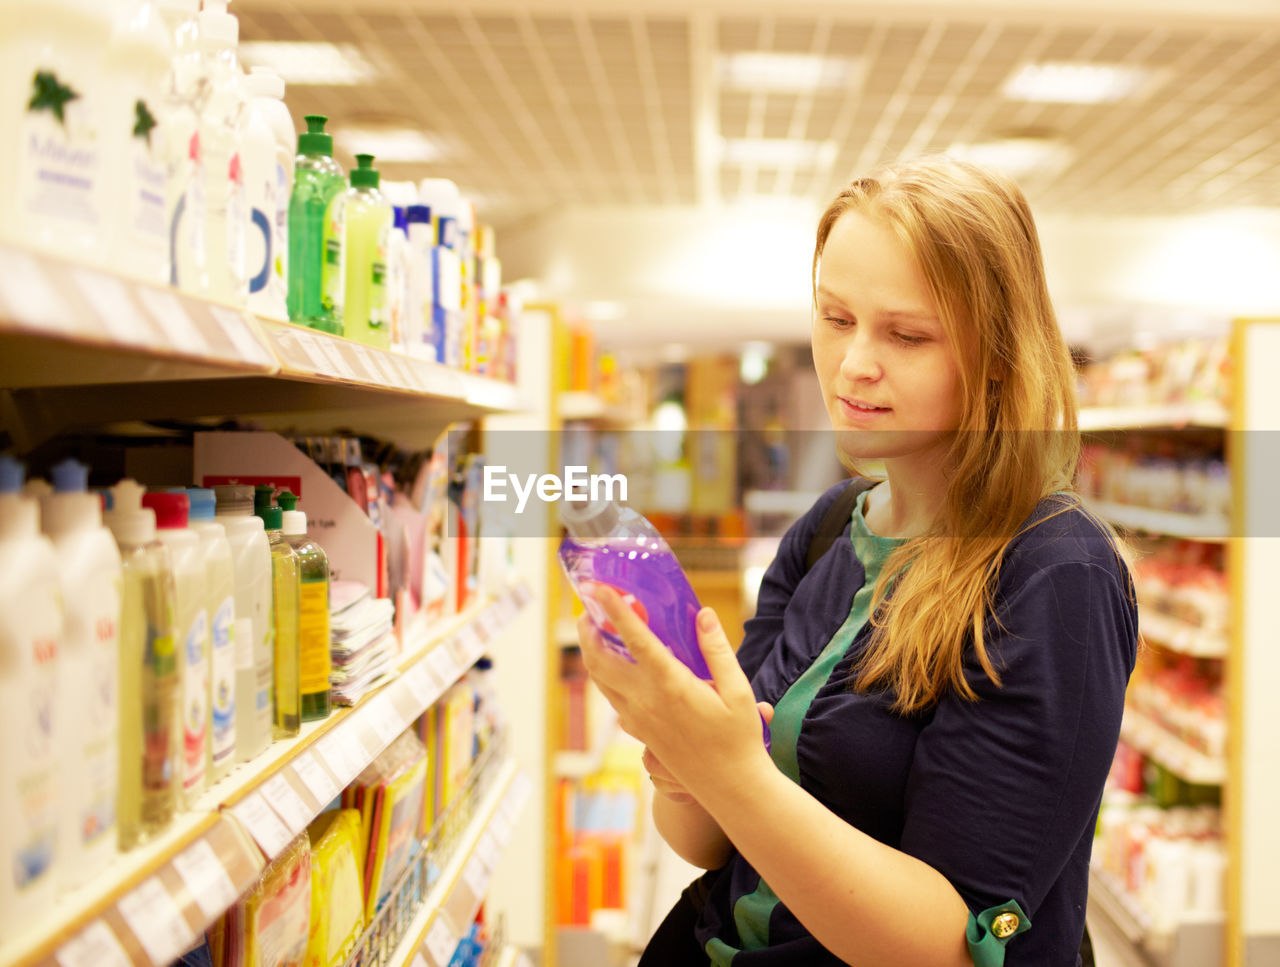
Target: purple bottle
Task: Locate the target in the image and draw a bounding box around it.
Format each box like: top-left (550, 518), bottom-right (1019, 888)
top-left (559, 497), bottom-right (770, 748)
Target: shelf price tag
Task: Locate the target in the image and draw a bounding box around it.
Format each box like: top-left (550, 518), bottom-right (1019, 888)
top-left (261, 773), bottom-right (314, 835)
top-left (461, 853), bottom-right (489, 898)
top-left (491, 808), bottom-right (513, 846)
top-left (427, 647), bottom-right (458, 688)
top-left (315, 730), bottom-right (365, 785)
top-left (0, 248), bottom-right (78, 334)
top-left (293, 332), bottom-right (332, 373)
top-left (117, 876), bottom-right (192, 967)
top-left (475, 830), bottom-right (501, 872)
top-left (209, 306), bottom-right (272, 365)
top-left (70, 269), bottom-right (152, 345)
top-left (56, 921), bottom-right (133, 967)
top-left (316, 337), bottom-right (357, 379)
top-left (136, 287), bottom-right (210, 354)
top-left (365, 700), bottom-right (405, 747)
top-left (410, 952), bottom-right (429, 967)
top-left (292, 753), bottom-right (340, 806)
top-left (172, 837), bottom-right (239, 919)
top-left (425, 917), bottom-right (459, 966)
top-left (404, 663), bottom-right (438, 707)
top-left (230, 790), bottom-right (293, 859)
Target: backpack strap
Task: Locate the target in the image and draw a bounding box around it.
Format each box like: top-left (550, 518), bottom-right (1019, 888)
top-left (804, 478), bottom-right (878, 574)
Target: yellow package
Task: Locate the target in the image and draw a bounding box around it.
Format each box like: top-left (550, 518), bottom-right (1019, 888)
top-left (245, 831), bottom-right (312, 967)
top-left (305, 810), bottom-right (366, 967)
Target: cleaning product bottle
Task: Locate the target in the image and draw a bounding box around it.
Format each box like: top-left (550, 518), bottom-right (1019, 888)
top-left (0, 0), bottom-right (112, 259)
top-left (41, 459), bottom-right (121, 890)
top-left (0, 456), bottom-right (61, 934)
top-left (214, 484), bottom-right (273, 762)
top-left (196, 0), bottom-right (247, 307)
top-left (142, 491), bottom-right (208, 804)
top-left (276, 491), bottom-right (331, 722)
top-left (244, 66), bottom-right (293, 320)
top-left (559, 498), bottom-right (770, 748)
top-left (256, 487), bottom-right (300, 738)
top-left (287, 115), bottom-right (346, 334)
top-left (342, 154), bottom-right (392, 349)
top-left (155, 0), bottom-right (209, 295)
top-left (105, 480), bottom-right (179, 850)
top-left (103, 0), bottom-right (173, 285)
top-left (182, 488), bottom-right (236, 784)
top-left (403, 204), bottom-right (433, 359)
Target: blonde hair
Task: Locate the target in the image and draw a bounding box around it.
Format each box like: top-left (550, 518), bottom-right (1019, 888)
top-left (814, 155), bottom-right (1117, 713)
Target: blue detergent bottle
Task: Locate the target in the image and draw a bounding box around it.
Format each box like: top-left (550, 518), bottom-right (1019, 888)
top-left (559, 497), bottom-right (770, 748)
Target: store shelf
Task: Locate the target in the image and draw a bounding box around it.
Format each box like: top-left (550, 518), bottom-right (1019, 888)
top-left (554, 705), bottom-right (621, 780)
top-left (386, 761), bottom-right (533, 967)
top-left (2, 581), bottom-right (530, 967)
top-left (1079, 403), bottom-right (1230, 432)
top-left (1086, 500), bottom-right (1230, 542)
top-left (0, 243), bottom-right (522, 451)
top-left (1139, 609), bottom-right (1228, 658)
top-left (1088, 866), bottom-right (1224, 967)
top-left (1120, 708), bottom-right (1226, 786)
top-left (558, 390), bottom-right (642, 426)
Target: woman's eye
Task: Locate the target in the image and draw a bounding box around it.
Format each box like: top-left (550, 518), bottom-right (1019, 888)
top-left (824, 316), bottom-right (853, 329)
top-left (895, 332), bottom-right (927, 346)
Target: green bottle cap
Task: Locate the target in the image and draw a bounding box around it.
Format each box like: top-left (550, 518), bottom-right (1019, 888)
top-left (298, 115), bottom-right (333, 156)
top-left (350, 153), bottom-right (380, 188)
top-left (261, 506), bottom-right (283, 531)
top-left (276, 489), bottom-right (298, 511)
top-left (253, 484), bottom-right (275, 515)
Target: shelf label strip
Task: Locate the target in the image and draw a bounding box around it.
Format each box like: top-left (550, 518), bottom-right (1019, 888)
top-left (171, 837), bottom-right (240, 921)
top-left (54, 921), bottom-right (133, 967)
top-left (116, 877), bottom-right (191, 967)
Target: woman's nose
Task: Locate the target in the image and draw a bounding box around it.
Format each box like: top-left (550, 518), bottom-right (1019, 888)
top-left (840, 330), bottom-right (881, 381)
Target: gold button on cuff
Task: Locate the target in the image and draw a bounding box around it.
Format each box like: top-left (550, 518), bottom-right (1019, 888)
top-left (991, 912), bottom-right (1020, 939)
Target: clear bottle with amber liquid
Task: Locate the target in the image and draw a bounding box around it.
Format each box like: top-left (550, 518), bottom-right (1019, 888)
top-left (255, 487), bottom-right (300, 738)
top-left (277, 491), bottom-right (330, 722)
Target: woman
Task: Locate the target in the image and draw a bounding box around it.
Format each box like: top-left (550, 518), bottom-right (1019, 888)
top-left (578, 156), bottom-right (1138, 966)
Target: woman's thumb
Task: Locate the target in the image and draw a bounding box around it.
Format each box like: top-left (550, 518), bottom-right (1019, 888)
top-left (756, 701), bottom-right (775, 725)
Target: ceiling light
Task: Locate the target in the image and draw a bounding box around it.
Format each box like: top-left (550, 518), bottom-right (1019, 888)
top-left (720, 138), bottom-right (837, 169)
top-left (239, 42), bottom-right (376, 86)
top-left (720, 52), bottom-right (857, 92)
top-left (1002, 62), bottom-right (1150, 104)
top-left (336, 127), bottom-right (442, 164)
top-left (948, 137), bottom-right (1074, 178)
top-left (585, 301), bottom-right (626, 323)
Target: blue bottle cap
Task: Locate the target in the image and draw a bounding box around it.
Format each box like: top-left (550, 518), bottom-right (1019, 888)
top-left (51, 457), bottom-right (90, 493)
top-left (406, 204), bottom-right (432, 224)
top-left (0, 454), bottom-right (26, 493)
top-left (186, 487), bottom-right (217, 521)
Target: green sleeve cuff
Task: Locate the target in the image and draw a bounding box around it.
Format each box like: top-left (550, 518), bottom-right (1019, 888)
top-left (965, 900), bottom-right (1031, 967)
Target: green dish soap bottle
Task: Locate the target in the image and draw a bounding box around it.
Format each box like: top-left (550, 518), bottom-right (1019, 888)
top-left (287, 115), bottom-right (346, 334)
top-left (342, 154), bottom-right (392, 349)
top-left (255, 487), bottom-right (300, 738)
top-left (276, 491), bottom-right (331, 722)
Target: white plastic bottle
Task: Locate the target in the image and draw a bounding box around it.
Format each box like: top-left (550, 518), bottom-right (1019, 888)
top-left (403, 204), bottom-right (434, 359)
top-left (0, 456), bottom-right (61, 934)
top-left (156, 0), bottom-right (209, 294)
top-left (197, 0), bottom-right (247, 306)
top-left (213, 485), bottom-right (273, 762)
top-left (141, 491), bottom-right (208, 804)
top-left (0, 0), bottom-right (113, 259)
top-left (41, 459), bottom-right (121, 891)
top-left (244, 67), bottom-right (293, 320)
top-left (183, 488), bottom-right (236, 785)
top-left (103, 0), bottom-right (173, 285)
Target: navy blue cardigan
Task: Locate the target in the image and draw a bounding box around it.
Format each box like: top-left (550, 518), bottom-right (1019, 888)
top-left (695, 481), bottom-right (1138, 966)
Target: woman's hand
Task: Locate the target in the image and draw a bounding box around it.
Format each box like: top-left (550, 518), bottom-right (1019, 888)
top-left (644, 699), bottom-right (774, 805)
top-left (577, 585), bottom-right (775, 802)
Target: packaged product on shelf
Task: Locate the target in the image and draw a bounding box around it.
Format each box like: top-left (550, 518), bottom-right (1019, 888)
top-left (439, 680), bottom-right (477, 810)
top-left (41, 459), bottom-right (121, 889)
top-left (142, 490), bottom-right (209, 803)
top-left (447, 453), bottom-right (484, 612)
top-left (277, 491), bottom-right (332, 722)
top-left (328, 580), bottom-right (394, 705)
top-left (385, 205), bottom-right (409, 353)
top-left (0, 455), bottom-right (62, 932)
top-left (431, 243), bottom-right (464, 366)
top-left (240, 830), bottom-right (313, 967)
top-left (0, 0), bottom-right (111, 260)
top-left (344, 729), bottom-right (428, 921)
top-left (103, 0), bottom-right (172, 285)
top-left (342, 154), bottom-right (392, 349)
top-left (244, 66), bottom-right (294, 321)
top-left (242, 75), bottom-right (280, 319)
top-left (304, 809), bottom-right (365, 967)
top-left (182, 487), bottom-right (238, 782)
top-left (106, 479), bottom-right (180, 848)
top-left (214, 484), bottom-right (275, 762)
top-left (402, 204), bottom-right (434, 359)
top-left (411, 441), bottom-right (451, 621)
top-left (256, 487), bottom-right (301, 739)
top-left (156, 0), bottom-right (209, 295)
top-left (197, 0), bottom-right (248, 307)
top-left (288, 115), bottom-right (346, 333)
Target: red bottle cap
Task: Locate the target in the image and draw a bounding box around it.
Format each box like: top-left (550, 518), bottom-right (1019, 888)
top-left (142, 491), bottom-right (190, 529)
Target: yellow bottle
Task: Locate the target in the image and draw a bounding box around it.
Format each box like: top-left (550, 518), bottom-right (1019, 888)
top-left (256, 488), bottom-right (300, 739)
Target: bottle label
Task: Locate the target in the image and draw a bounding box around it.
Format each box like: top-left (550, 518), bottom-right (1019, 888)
top-left (17, 69), bottom-right (102, 232)
top-left (143, 632), bottom-right (176, 794)
top-left (226, 151), bottom-right (247, 292)
top-left (368, 218), bottom-right (390, 331)
top-left (80, 592), bottom-right (120, 846)
top-left (210, 597), bottom-right (236, 766)
top-left (272, 161), bottom-right (289, 299)
top-left (321, 192), bottom-right (346, 316)
top-left (298, 581), bottom-right (331, 695)
top-left (234, 616), bottom-right (254, 671)
top-left (126, 97), bottom-right (167, 254)
top-left (182, 609), bottom-right (208, 791)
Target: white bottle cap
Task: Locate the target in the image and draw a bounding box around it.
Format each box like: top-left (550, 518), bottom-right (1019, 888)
top-left (105, 479), bottom-right (158, 545)
top-left (282, 509), bottom-right (307, 536)
top-left (246, 65), bottom-right (285, 99)
top-left (198, 0), bottom-right (238, 47)
top-left (42, 493), bottom-right (102, 538)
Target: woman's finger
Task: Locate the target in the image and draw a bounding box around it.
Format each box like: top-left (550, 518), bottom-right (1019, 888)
top-left (589, 584), bottom-right (665, 663)
top-left (695, 607), bottom-right (756, 707)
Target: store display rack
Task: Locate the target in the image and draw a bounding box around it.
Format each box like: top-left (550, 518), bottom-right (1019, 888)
top-left (1084, 499), bottom-right (1230, 543)
top-left (1088, 866), bottom-right (1223, 967)
top-left (0, 582), bottom-right (531, 967)
top-left (1078, 403), bottom-right (1229, 433)
top-left (1119, 708), bottom-right (1227, 787)
top-left (1138, 609), bottom-right (1227, 659)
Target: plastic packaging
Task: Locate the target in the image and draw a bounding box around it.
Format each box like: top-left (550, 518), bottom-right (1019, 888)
top-left (277, 491), bottom-right (331, 722)
top-left (559, 497), bottom-right (770, 747)
top-left (215, 484), bottom-right (274, 762)
top-left (304, 809), bottom-right (365, 967)
top-left (0, 455), bottom-right (62, 933)
top-left (256, 487), bottom-right (300, 738)
top-left (42, 459), bottom-right (121, 889)
top-left (342, 154), bottom-right (392, 349)
top-left (106, 479), bottom-right (180, 849)
top-left (287, 115), bottom-right (346, 333)
top-left (142, 490), bottom-right (209, 802)
top-left (402, 204), bottom-right (433, 359)
top-left (243, 830), bottom-right (312, 967)
top-left (183, 487), bottom-right (237, 782)
top-left (244, 66), bottom-right (294, 320)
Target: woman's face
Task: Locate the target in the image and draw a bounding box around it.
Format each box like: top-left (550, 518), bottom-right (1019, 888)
top-left (812, 209), bottom-right (965, 467)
